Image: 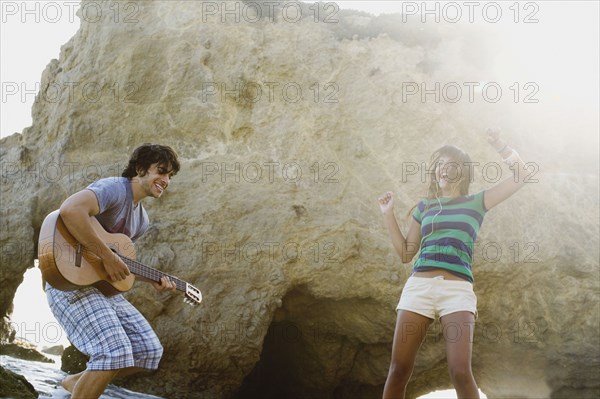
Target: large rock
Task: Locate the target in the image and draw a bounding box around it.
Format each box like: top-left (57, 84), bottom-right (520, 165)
top-left (40, 344), bottom-right (64, 356)
top-left (0, 343), bottom-right (54, 364)
top-left (60, 345), bottom-right (89, 374)
top-left (1, 1), bottom-right (598, 398)
top-left (0, 365), bottom-right (38, 399)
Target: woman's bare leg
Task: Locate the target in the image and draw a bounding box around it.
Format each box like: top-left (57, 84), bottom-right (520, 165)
top-left (441, 311), bottom-right (480, 399)
top-left (383, 310), bottom-right (433, 399)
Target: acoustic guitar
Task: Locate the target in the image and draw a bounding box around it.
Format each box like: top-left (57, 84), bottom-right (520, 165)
top-left (38, 210), bottom-right (202, 305)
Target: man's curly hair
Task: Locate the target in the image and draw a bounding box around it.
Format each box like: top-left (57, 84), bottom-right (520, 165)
top-left (122, 144), bottom-right (180, 178)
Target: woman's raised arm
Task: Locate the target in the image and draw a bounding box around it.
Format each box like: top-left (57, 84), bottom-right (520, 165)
top-left (483, 128), bottom-right (531, 210)
top-left (379, 191), bottom-right (422, 263)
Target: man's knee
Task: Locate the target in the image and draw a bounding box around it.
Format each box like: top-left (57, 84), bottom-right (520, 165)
top-left (133, 338), bottom-right (163, 367)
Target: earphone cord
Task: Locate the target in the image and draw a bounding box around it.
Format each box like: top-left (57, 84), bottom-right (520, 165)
top-left (419, 184), bottom-right (443, 250)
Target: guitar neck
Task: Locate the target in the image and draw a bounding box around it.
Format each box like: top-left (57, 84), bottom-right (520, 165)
top-left (119, 255), bottom-right (187, 293)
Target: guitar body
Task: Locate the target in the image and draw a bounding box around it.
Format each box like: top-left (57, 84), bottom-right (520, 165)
top-left (38, 210), bottom-right (136, 296)
top-left (38, 210), bottom-right (202, 305)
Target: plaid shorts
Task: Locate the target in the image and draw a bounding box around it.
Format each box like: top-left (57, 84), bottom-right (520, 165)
top-left (46, 284), bottom-right (163, 371)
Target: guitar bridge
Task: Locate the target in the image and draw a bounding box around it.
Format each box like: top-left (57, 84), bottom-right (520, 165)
top-left (75, 243), bottom-right (82, 267)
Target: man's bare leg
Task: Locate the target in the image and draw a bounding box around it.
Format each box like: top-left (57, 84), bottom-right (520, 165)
top-left (61, 370), bottom-right (85, 392)
top-left (68, 367), bottom-right (146, 398)
top-left (70, 370), bottom-right (117, 399)
top-left (62, 366), bottom-right (146, 393)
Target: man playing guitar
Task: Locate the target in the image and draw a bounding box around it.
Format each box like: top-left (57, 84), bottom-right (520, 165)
top-left (45, 144), bottom-right (180, 398)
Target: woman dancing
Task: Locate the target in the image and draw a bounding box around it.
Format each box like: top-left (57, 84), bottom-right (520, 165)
top-left (378, 129), bottom-right (529, 399)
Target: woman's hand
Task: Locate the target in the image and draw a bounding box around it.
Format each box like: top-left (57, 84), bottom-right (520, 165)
top-left (378, 191), bottom-right (395, 214)
top-left (486, 127), bottom-right (501, 145)
top-left (486, 127), bottom-right (511, 155)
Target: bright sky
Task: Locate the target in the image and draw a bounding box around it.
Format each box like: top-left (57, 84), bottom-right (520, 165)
top-left (11, 264), bottom-right (71, 348)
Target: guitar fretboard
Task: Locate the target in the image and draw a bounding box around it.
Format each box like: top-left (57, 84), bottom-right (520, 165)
top-left (119, 255), bottom-right (186, 292)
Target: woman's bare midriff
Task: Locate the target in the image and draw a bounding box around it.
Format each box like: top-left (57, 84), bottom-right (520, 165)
top-left (412, 269), bottom-right (468, 281)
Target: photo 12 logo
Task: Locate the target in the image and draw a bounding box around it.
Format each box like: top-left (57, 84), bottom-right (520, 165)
top-left (400, 161), bottom-right (540, 184)
top-left (1, 82), bottom-right (140, 104)
top-left (1, 161), bottom-right (127, 184)
top-left (420, 319), bottom-right (542, 344)
top-left (200, 161), bottom-right (341, 184)
top-left (1, 1), bottom-right (141, 24)
top-left (198, 1), bottom-right (340, 24)
top-left (8, 321), bottom-right (65, 345)
top-left (400, 1), bottom-right (540, 24)
top-left (200, 240), bottom-right (341, 265)
top-left (401, 82), bottom-right (540, 104)
top-left (201, 82), bottom-right (339, 104)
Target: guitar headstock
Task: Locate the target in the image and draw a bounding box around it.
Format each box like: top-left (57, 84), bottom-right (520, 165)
top-left (184, 283), bottom-right (202, 306)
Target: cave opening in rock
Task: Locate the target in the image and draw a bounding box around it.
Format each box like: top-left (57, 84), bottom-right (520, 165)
top-left (234, 317), bottom-right (307, 398)
top-left (8, 263), bottom-right (69, 350)
top-left (234, 286), bottom-right (388, 399)
top-left (234, 287), bottom-right (493, 399)
top-left (417, 389), bottom-right (488, 399)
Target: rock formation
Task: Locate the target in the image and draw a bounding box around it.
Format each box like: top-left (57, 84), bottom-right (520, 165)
top-left (40, 344), bottom-right (64, 356)
top-left (0, 365), bottom-right (39, 399)
top-left (1, 1), bottom-right (598, 398)
top-left (0, 343), bottom-right (54, 363)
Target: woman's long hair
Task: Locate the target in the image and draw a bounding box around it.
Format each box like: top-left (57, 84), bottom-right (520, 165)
top-left (408, 145), bottom-right (473, 218)
top-left (426, 144), bottom-right (472, 198)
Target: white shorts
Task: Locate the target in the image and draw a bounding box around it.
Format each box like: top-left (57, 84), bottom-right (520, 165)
top-left (396, 276), bottom-right (477, 319)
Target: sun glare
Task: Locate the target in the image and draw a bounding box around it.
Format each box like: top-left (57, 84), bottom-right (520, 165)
top-left (10, 262), bottom-right (69, 349)
top-left (419, 389), bottom-right (488, 399)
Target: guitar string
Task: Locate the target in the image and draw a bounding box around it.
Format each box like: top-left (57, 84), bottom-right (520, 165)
top-left (116, 255), bottom-right (201, 302)
top-left (117, 254), bottom-right (188, 291)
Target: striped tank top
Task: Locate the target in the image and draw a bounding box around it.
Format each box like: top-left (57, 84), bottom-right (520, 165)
top-left (411, 191), bottom-right (488, 283)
